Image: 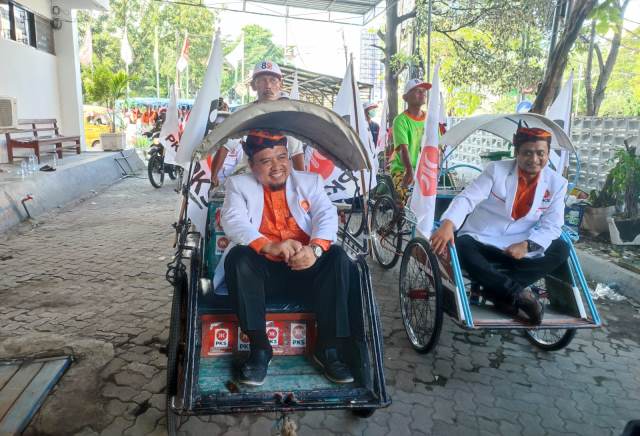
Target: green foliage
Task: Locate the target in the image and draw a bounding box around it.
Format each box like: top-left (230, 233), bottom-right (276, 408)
top-left (606, 145), bottom-right (640, 218)
top-left (84, 60), bottom-right (130, 132)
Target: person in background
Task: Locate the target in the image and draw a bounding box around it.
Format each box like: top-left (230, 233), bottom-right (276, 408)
top-left (363, 102), bottom-right (380, 145)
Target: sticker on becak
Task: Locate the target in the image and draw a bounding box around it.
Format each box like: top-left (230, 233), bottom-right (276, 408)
top-left (290, 323), bottom-right (306, 347)
top-left (416, 147), bottom-right (439, 196)
top-left (238, 327), bottom-right (250, 351)
top-left (266, 326), bottom-right (280, 346)
top-left (214, 328), bottom-right (229, 348)
top-left (308, 149), bottom-right (335, 180)
top-left (216, 236), bottom-right (229, 255)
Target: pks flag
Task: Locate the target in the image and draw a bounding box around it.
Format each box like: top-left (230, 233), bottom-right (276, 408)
top-left (120, 28), bottom-right (133, 66)
top-left (409, 62), bottom-right (441, 238)
top-left (376, 93), bottom-right (389, 155)
top-left (307, 59), bottom-right (376, 200)
top-left (225, 34), bottom-right (244, 67)
top-left (546, 72), bottom-right (573, 174)
top-left (160, 85), bottom-right (180, 165)
top-left (290, 71), bottom-right (300, 100)
top-left (176, 32), bottom-right (190, 73)
top-left (79, 25), bottom-right (93, 66)
top-left (176, 29), bottom-right (223, 167)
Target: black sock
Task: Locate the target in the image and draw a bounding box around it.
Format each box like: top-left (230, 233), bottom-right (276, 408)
top-left (246, 330), bottom-right (270, 350)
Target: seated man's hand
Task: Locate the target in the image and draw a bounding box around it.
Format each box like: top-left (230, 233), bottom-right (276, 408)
top-left (430, 219), bottom-right (455, 257)
top-left (505, 241), bottom-right (528, 260)
top-left (262, 239), bottom-right (303, 262)
top-left (402, 170), bottom-right (414, 188)
top-left (210, 174), bottom-right (220, 187)
top-left (287, 245), bottom-right (317, 271)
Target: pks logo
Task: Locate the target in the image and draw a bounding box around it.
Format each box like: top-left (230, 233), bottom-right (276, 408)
top-left (308, 149), bottom-right (335, 180)
top-left (238, 327), bottom-right (250, 351)
top-left (416, 146), bottom-right (439, 196)
top-left (542, 190), bottom-right (552, 203)
top-left (217, 236), bottom-right (229, 250)
top-left (214, 328), bottom-right (229, 348)
top-left (266, 327), bottom-right (279, 346)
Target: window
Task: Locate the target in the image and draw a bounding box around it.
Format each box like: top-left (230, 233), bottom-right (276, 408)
top-left (0, 1), bottom-right (54, 55)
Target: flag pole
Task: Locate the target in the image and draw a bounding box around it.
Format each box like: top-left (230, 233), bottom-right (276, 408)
top-left (349, 53), bottom-right (371, 251)
top-left (154, 26), bottom-right (160, 99)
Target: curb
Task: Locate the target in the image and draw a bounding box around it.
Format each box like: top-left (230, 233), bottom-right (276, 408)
top-left (576, 248), bottom-right (640, 301)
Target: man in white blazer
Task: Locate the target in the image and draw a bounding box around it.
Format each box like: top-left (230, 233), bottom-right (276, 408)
top-left (431, 127), bottom-right (570, 324)
top-left (220, 130), bottom-right (354, 386)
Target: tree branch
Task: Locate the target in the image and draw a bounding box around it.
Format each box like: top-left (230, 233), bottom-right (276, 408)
top-left (398, 10), bottom-right (416, 24)
top-left (377, 29), bottom-right (385, 41)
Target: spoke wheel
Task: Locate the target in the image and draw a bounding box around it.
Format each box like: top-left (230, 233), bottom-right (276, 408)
top-left (148, 154), bottom-right (165, 188)
top-left (371, 195), bottom-right (402, 269)
top-left (523, 282), bottom-right (577, 351)
top-left (344, 198), bottom-right (364, 237)
top-left (399, 238), bottom-right (443, 354)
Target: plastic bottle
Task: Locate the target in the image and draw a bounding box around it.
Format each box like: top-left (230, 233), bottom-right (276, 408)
top-left (20, 159), bottom-right (28, 179)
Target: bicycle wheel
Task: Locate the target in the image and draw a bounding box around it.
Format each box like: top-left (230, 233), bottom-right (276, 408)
top-left (524, 328), bottom-right (576, 351)
top-left (345, 198), bottom-right (365, 237)
top-left (148, 154), bottom-right (165, 188)
top-left (399, 238), bottom-right (443, 354)
top-left (371, 195), bottom-right (402, 269)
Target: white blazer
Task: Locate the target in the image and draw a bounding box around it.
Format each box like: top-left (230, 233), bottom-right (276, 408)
top-left (441, 160), bottom-right (567, 257)
top-left (214, 170), bottom-right (338, 288)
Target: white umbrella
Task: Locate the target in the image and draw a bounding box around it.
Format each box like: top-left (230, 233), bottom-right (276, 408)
top-left (440, 113), bottom-right (576, 153)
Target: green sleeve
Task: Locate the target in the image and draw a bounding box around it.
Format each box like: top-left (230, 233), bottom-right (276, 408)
top-left (392, 115), bottom-right (409, 150)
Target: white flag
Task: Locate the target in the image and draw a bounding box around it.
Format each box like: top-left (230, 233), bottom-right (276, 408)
top-left (409, 63), bottom-right (441, 238)
top-left (307, 60), bottom-right (376, 201)
top-left (176, 33), bottom-right (189, 73)
top-left (225, 34), bottom-right (244, 68)
top-left (160, 85), bottom-right (180, 165)
top-left (376, 93), bottom-right (388, 154)
top-left (546, 72), bottom-right (573, 174)
top-left (290, 71), bottom-right (300, 100)
top-left (79, 25), bottom-right (93, 66)
top-left (176, 30), bottom-right (223, 166)
top-left (120, 28), bottom-right (133, 66)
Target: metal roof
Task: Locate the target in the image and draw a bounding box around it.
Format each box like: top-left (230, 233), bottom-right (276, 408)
top-left (280, 64), bottom-right (373, 106)
top-left (159, 0), bottom-right (387, 25)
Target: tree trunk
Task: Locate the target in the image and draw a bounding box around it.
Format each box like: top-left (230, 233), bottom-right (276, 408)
top-left (585, 22), bottom-right (596, 116)
top-left (592, 0), bottom-right (629, 115)
top-left (385, 1), bottom-right (399, 122)
top-left (531, 0), bottom-right (597, 114)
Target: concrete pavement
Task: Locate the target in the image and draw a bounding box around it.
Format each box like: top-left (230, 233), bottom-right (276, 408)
top-left (0, 177), bottom-right (639, 436)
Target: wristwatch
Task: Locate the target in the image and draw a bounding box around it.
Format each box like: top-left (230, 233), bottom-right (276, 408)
top-left (310, 244), bottom-right (323, 258)
top-left (526, 240), bottom-right (542, 252)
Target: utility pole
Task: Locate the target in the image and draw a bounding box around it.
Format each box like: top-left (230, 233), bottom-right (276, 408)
top-left (426, 0), bottom-right (432, 80)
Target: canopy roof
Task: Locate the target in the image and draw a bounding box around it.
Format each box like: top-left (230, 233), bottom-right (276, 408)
top-left (159, 0), bottom-right (385, 25)
top-left (198, 100), bottom-right (370, 171)
top-left (440, 113), bottom-right (577, 153)
top-left (280, 65), bottom-right (373, 107)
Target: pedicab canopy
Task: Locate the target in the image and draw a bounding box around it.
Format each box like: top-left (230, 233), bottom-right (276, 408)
top-left (440, 113), bottom-right (577, 153)
top-left (197, 100), bottom-right (372, 171)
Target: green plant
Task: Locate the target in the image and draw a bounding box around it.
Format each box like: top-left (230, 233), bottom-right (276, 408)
top-left (84, 61), bottom-right (129, 133)
top-left (603, 139), bottom-right (640, 218)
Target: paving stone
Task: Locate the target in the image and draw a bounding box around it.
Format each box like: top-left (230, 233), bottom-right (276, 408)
top-left (1, 177), bottom-right (638, 436)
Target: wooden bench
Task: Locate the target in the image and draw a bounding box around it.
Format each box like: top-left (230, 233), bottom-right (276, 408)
top-left (4, 119), bottom-right (81, 163)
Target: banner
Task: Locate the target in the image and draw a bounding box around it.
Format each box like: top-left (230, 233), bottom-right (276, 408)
top-left (79, 25), bottom-right (93, 66)
top-left (160, 85), bottom-right (180, 165)
top-left (546, 72), bottom-right (573, 174)
top-left (409, 63), bottom-right (441, 238)
top-left (175, 30), bottom-right (223, 166)
top-left (307, 60), bottom-right (376, 201)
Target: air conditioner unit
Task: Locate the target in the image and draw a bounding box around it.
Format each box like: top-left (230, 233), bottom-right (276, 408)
top-left (0, 97), bottom-right (18, 129)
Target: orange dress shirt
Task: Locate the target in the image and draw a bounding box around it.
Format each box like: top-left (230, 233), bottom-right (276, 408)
top-left (511, 169), bottom-right (540, 220)
top-left (249, 187), bottom-right (331, 260)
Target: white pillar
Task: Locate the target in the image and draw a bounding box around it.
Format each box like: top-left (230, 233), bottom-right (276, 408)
top-left (53, 6), bottom-right (86, 150)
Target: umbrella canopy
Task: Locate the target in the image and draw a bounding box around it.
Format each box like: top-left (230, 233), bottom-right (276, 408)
top-left (440, 113), bottom-right (576, 153)
top-left (197, 100), bottom-right (371, 171)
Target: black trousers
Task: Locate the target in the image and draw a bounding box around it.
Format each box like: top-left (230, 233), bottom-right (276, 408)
top-left (224, 245), bottom-right (352, 342)
top-left (456, 235), bottom-right (570, 304)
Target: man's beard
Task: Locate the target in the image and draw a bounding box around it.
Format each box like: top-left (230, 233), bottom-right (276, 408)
top-left (268, 182), bottom-right (286, 191)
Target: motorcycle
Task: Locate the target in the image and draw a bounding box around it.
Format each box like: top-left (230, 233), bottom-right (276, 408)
top-left (145, 127), bottom-right (183, 190)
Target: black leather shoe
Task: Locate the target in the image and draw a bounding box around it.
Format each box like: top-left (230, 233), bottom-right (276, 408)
top-left (492, 299), bottom-right (518, 317)
top-left (515, 288), bottom-right (544, 325)
top-left (313, 348), bottom-right (354, 384)
top-left (237, 347), bottom-right (273, 386)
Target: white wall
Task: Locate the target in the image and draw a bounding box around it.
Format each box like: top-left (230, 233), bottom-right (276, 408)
top-left (22, 0), bottom-right (52, 19)
top-left (0, 38), bottom-right (61, 162)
